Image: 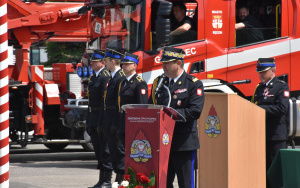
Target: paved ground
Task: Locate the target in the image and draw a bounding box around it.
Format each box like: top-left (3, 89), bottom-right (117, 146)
top-left (9, 144), bottom-right (179, 188)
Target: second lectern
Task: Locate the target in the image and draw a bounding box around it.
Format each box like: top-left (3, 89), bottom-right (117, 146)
top-left (198, 93), bottom-right (266, 188)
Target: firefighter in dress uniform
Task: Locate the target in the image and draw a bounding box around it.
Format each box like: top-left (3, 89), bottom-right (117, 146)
top-left (148, 47), bottom-right (205, 188)
top-left (115, 53), bottom-right (148, 183)
top-left (251, 58), bottom-right (289, 187)
top-left (86, 50), bottom-right (112, 188)
top-left (102, 48), bottom-right (126, 186)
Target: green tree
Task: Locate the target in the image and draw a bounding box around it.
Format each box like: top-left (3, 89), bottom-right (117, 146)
top-left (45, 42), bottom-right (86, 66)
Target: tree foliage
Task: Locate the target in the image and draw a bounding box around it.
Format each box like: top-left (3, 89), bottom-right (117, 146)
top-left (45, 42), bottom-right (86, 66)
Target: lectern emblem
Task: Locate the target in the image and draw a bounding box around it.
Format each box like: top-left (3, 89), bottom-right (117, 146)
top-left (205, 105), bottom-right (221, 138)
top-left (162, 133), bottom-right (170, 145)
top-left (130, 130), bottom-right (152, 162)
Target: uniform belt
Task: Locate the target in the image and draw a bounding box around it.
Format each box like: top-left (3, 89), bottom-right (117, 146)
top-left (89, 107), bottom-right (101, 112)
top-left (105, 105), bottom-right (117, 110)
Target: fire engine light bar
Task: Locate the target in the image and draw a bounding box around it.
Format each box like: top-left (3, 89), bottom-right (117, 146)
top-left (83, 66), bottom-right (88, 77)
top-left (88, 65), bottom-right (94, 76)
top-left (77, 66), bottom-right (83, 77)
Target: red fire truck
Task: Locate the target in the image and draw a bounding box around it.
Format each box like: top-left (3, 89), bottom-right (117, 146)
top-left (8, 0), bottom-right (94, 150)
top-left (8, 0), bottom-right (300, 150)
top-left (77, 0), bottom-right (300, 145)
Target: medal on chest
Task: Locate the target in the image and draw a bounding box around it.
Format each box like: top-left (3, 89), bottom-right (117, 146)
top-left (263, 88), bottom-right (269, 99)
top-left (177, 100), bottom-right (182, 106)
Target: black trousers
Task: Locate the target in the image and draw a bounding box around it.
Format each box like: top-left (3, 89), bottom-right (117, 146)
top-left (266, 140), bottom-right (287, 171)
top-left (103, 126), bottom-right (125, 174)
top-left (90, 125), bottom-right (112, 170)
top-left (266, 140), bottom-right (287, 188)
top-left (167, 150), bottom-right (197, 188)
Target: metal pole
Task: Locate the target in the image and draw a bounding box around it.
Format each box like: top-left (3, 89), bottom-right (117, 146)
top-left (0, 0), bottom-right (10, 186)
top-left (28, 65), bottom-right (45, 138)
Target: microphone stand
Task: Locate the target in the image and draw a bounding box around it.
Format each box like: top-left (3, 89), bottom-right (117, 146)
top-left (162, 84), bottom-right (171, 108)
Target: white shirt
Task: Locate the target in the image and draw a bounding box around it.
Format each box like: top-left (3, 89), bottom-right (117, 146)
top-left (126, 72), bottom-right (136, 81)
top-left (95, 67), bottom-right (104, 77)
top-left (124, 72), bottom-right (136, 87)
top-left (266, 77), bottom-right (274, 86)
top-left (169, 71), bottom-right (184, 86)
top-left (111, 67), bottom-right (121, 78)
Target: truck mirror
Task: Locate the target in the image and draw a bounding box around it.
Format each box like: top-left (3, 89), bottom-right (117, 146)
top-left (154, 0), bottom-right (172, 47)
top-left (155, 17), bottom-right (170, 46)
top-left (156, 0), bottom-right (172, 16)
top-left (71, 59), bottom-right (78, 70)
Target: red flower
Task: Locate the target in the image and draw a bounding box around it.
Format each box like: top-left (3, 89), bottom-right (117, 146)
top-left (140, 175), bottom-right (150, 184)
top-left (136, 172), bottom-right (150, 184)
top-left (125, 167), bottom-right (155, 187)
top-left (136, 173), bottom-right (143, 183)
top-left (123, 175), bottom-right (130, 181)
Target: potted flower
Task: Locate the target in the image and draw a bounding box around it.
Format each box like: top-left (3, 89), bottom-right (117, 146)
top-left (112, 167), bottom-right (155, 188)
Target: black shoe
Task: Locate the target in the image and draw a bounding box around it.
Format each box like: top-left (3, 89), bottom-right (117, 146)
top-left (99, 170), bottom-right (112, 188)
top-left (87, 181), bottom-right (101, 188)
top-left (88, 170), bottom-right (103, 188)
top-left (100, 182), bottom-right (111, 188)
top-left (115, 173), bottom-right (124, 184)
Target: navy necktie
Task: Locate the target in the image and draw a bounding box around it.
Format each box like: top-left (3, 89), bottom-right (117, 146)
top-left (169, 79), bottom-right (174, 88)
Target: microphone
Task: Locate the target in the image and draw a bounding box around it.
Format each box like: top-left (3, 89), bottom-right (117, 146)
top-left (230, 79), bottom-right (251, 85)
top-left (155, 74), bottom-right (165, 94)
top-left (204, 79), bottom-right (251, 88)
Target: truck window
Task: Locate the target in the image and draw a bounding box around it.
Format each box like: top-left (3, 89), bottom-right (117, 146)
top-left (151, 1), bottom-right (198, 48)
top-left (169, 2), bottom-right (198, 45)
top-left (235, 0), bottom-right (282, 46)
top-left (95, 3), bottom-right (142, 52)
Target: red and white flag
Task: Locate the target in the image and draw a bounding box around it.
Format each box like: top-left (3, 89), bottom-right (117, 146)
top-left (197, 89), bottom-right (202, 96)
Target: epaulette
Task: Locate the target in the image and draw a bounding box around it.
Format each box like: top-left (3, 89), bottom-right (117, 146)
top-left (103, 70), bottom-right (110, 76)
top-left (119, 71), bottom-right (126, 76)
top-left (136, 75), bottom-right (144, 82)
top-left (186, 74), bottom-right (199, 82)
top-left (279, 80), bottom-right (287, 84)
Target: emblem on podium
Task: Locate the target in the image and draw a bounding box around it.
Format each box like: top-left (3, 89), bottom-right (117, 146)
top-left (130, 130), bottom-right (152, 162)
top-left (205, 105), bottom-right (221, 138)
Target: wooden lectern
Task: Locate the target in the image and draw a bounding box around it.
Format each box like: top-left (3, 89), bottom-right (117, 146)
top-left (198, 93), bottom-right (266, 188)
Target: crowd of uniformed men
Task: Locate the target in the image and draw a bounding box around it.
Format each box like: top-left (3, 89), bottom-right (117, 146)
top-left (86, 47), bottom-right (205, 188)
top-left (85, 46), bottom-right (290, 188)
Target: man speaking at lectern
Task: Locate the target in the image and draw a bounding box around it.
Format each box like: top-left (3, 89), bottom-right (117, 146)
top-left (148, 47), bottom-right (205, 188)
